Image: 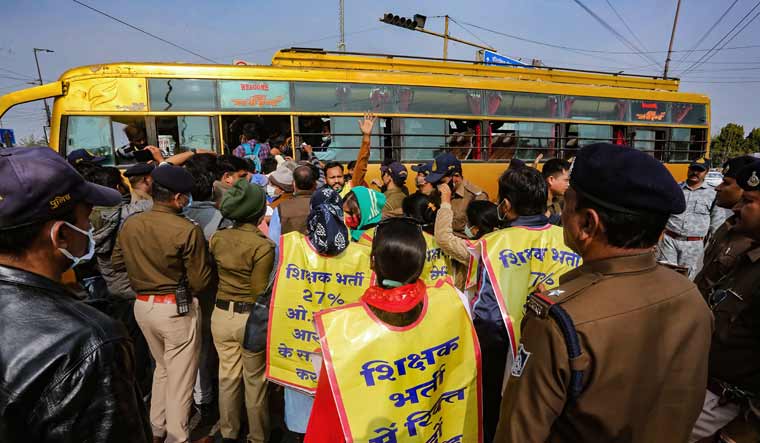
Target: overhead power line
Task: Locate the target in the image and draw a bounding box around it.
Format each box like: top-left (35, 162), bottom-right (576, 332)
top-left (604, 0), bottom-right (650, 56)
top-left (0, 67), bottom-right (35, 80)
top-left (571, 0), bottom-right (661, 68)
top-left (71, 0), bottom-right (218, 64)
top-left (676, 0), bottom-right (739, 66)
top-left (449, 17), bottom-right (493, 49)
top-left (679, 0), bottom-right (760, 76)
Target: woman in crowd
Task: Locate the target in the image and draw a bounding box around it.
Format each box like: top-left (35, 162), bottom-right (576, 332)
top-left (341, 186), bottom-right (386, 244)
top-left (210, 179), bottom-right (274, 443)
top-left (435, 184), bottom-right (500, 290)
top-left (304, 218), bottom-right (481, 442)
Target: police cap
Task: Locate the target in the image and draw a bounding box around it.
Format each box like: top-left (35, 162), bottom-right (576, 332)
top-left (151, 165), bottom-right (194, 194)
top-left (124, 162), bottom-right (155, 178)
top-left (0, 147), bottom-right (121, 229)
top-left (735, 160), bottom-right (760, 192)
top-left (425, 153), bottom-right (462, 184)
top-left (570, 143), bottom-right (686, 215)
top-left (722, 155), bottom-right (758, 179)
top-left (411, 161), bottom-right (433, 175)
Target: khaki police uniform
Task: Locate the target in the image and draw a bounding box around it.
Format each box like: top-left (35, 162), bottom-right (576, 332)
top-left (495, 253), bottom-right (713, 443)
top-left (112, 204), bottom-right (213, 442)
top-left (694, 216), bottom-right (756, 297)
top-left (209, 223), bottom-right (274, 442)
top-left (450, 179), bottom-right (488, 234)
top-left (381, 187), bottom-right (406, 219)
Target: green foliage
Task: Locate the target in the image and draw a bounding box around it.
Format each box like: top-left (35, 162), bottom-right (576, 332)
top-left (711, 123), bottom-right (748, 164)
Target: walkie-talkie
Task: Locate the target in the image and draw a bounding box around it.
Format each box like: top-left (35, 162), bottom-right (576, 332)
top-left (175, 274), bottom-right (190, 316)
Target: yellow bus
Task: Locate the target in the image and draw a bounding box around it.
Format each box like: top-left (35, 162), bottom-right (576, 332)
top-left (0, 48), bottom-right (709, 197)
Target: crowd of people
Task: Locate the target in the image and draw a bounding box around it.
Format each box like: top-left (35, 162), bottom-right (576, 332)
top-left (0, 110), bottom-right (758, 443)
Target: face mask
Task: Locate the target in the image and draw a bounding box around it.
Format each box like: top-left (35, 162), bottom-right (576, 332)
top-left (266, 184), bottom-right (278, 198)
top-left (464, 224), bottom-right (477, 239)
top-left (53, 222), bottom-right (95, 269)
top-left (322, 136), bottom-right (332, 143)
top-left (345, 214), bottom-right (360, 229)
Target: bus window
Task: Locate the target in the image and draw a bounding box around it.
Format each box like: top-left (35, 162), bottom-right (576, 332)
top-left (112, 116), bottom-right (148, 165)
top-left (154, 116), bottom-right (216, 157)
top-left (564, 97), bottom-right (627, 121)
top-left (297, 116), bottom-right (383, 163)
top-left (447, 120), bottom-right (479, 161)
top-left (397, 118), bottom-right (447, 162)
top-left (632, 128), bottom-right (667, 160)
top-left (222, 115), bottom-right (291, 159)
top-left (66, 116), bottom-right (114, 163)
top-left (148, 79), bottom-right (216, 112)
top-left (490, 121), bottom-right (555, 161)
top-left (565, 124), bottom-right (612, 149)
top-left (670, 128), bottom-right (706, 162)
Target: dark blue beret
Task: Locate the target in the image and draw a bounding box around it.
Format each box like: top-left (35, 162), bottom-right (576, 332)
top-left (723, 156), bottom-right (758, 179)
top-left (570, 143), bottom-right (686, 215)
top-left (124, 162), bottom-right (155, 177)
top-left (735, 160), bottom-right (760, 192)
top-left (151, 165), bottom-right (194, 194)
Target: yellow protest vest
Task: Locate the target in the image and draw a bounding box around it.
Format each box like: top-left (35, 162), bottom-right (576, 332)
top-left (266, 231), bottom-right (372, 393)
top-left (356, 227), bottom-right (453, 287)
top-left (340, 181), bottom-right (353, 199)
top-left (315, 280), bottom-right (482, 443)
top-left (480, 225), bottom-right (581, 358)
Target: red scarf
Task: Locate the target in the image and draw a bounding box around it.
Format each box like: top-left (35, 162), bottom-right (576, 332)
top-left (361, 280), bottom-right (426, 313)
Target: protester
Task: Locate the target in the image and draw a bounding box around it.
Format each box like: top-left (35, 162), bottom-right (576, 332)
top-left (211, 179), bottom-right (274, 443)
top-left (185, 156), bottom-right (230, 239)
top-left (0, 147), bottom-right (150, 441)
top-left (214, 155), bottom-right (252, 207)
top-left (425, 152), bottom-right (488, 235)
top-left (434, 185), bottom-right (500, 289)
top-left (269, 164), bottom-right (318, 246)
top-left (266, 187), bottom-right (372, 442)
top-left (125, 162), bottom-right (155, 204)
top-left (475, 165), bottom-right (579, 441)
top-left (304, 217), bottom-right (481, 442)
top-left (656, 158), bottom-right (725, 278)
top-left (375, 161), bottom-right (409, 218)
top-left (267, 160), bottom-right (297, 208)
top-left (87, 165), bottom-right (154, 395)
top-left (232, 122), bottom-right (270, 173)
top-left (689, 159), bottom-right (760, 442)
top-left (541, 158), bottom-right (571, 225)
top-left (402, 192), bottom-right (453, 285)
top-left (494, 143), bottom-right (713, 443)
top-left (112, 165), bottom-right (214, 443)
top-left (342, 186), bottom-right (386, 244)
top-left (320, 113), bottom-right (376, 197)
top-left (694, 155), bottom-right (759, 296)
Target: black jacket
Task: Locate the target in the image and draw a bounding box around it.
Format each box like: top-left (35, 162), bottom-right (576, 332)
top-left (0, 265), bottom-right (151, 442)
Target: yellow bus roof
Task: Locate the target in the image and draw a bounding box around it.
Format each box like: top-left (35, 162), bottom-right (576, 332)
top-left (53, 50), bottom-right (709, 105)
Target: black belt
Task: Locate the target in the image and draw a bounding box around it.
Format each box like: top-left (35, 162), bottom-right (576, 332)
top-left (215, 299), bottom-right (254, 314)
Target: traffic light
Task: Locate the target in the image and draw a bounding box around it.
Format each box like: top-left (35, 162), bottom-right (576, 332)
top-left (380, 12), bottom-right (426, 30)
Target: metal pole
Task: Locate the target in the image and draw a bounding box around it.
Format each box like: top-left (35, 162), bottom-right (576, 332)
top-left (443, 15), bottom-right (449, 60)
top-left (663, 0), bottom-right (682, 79)
top-left (338, 0), bottom-right (346, 52)
top-left (33, 48), bottom-right (54, 144)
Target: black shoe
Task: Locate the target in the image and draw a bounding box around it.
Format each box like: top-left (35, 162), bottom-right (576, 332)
top-left (193, 402), bottom-right (219, 428)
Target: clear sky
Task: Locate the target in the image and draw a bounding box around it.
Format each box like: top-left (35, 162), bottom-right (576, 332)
top-left (2, 0), bottom-right (759, 141)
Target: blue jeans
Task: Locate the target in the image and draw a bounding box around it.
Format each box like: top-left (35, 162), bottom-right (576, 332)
top-left (284, 388), bottom-right (314, 433)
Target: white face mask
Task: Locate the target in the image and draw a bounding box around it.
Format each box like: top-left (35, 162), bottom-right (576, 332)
top-left (266, 184), bottom-right (278, 198)
top-left (53, 221), bottom-right (95, 268)
top-left (322, 136), bottom-right (331, 142)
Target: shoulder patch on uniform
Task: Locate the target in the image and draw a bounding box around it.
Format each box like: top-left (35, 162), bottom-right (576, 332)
top-left (511, 343), bottom-right (531, 377)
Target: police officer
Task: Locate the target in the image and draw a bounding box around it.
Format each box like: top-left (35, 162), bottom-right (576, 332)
top-left (690, 160), bottom-right (760, 442)
top-left (495, 143), bottom-right (713, 443)
top-left (694, 155), bottom-right (758, 296)
top-left (124, 162), bottom-right (155, 204)
top-left (425, 152), bottom-right (488, 235)
top-left (112, 165), bottom-right (213, 443)
top-left (656, 158), bottom-right (724, 278)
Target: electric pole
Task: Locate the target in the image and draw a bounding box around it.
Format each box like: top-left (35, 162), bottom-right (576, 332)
top-left (663, 0), bottom-right (682, 79)
top-left (443, 15), bottom-right (450, 60)
top-left (33, 48), bottom-right (54, 144)
top-left (338, 0), bottom-right (346, 52)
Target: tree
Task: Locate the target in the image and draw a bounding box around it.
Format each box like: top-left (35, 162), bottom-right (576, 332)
top-left (745, 127), bottom-right (760, 154)
top-left (711, 123), bottom-right (747, 164)
top-left (18, 134), bottom-right (47, 147)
